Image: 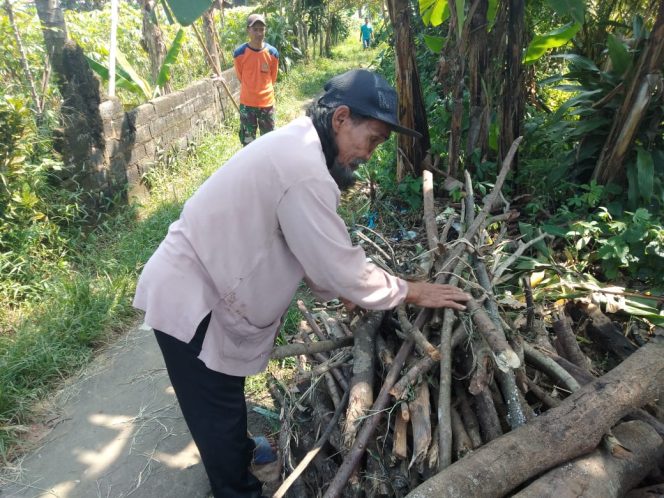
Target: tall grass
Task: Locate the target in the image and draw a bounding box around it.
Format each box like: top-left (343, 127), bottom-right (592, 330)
top-left (0, 36), bottom-right (380, 461)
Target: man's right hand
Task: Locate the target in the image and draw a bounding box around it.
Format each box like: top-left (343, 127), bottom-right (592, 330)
top-left (404, 281), bottom-right (471, 310)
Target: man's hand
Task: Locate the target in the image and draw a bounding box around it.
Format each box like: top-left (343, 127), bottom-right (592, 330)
top-left (404, 281), bottom-right (471, 310)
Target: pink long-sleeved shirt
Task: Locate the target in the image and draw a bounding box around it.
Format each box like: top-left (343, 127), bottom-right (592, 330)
top-left (133, 117), bottom-right (408, 376)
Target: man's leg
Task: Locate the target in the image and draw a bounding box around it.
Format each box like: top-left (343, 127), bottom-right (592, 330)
top-left (239, 104), bottom-right (259, 146)
top-left (256, 106), bottom-right (275, 137)
top-left (154, 316), bottom-right (262, 498)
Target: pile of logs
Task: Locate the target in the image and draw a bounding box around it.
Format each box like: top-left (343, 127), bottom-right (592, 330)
top-left (268, 140), bottom-right (664, 498)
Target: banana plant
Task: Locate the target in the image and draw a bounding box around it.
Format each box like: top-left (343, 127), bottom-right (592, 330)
top-left (419, 0), bottom-right (498, 53)
top-left (523, 0), bottom-right (585, 63)
top-left (86, 27), bottom-right (185, 101)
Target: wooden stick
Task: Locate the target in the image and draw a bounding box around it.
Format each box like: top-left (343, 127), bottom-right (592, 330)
top-left (324, 372), bottom-right (341, 409)
top-left (552, 310), bottom-right (589, 369)
top-left (271, 336), bottom-right (353, 359)
top-left (323, 337), bottom-right (415, 498)
top-left (398, 305), bottom-right (440, 361)
top-left (297, 300), bottom-right (327, 341)
top-left (375, 333), bottom-right (395, 371)
top-left (343, 311), bottom-right (383, 448)
top-left (190, 22), bottom-right (239, 112)
top-left (525, 377), bottom-right (561, 409)
top-left (298, 314), bottom-right (350, 391)
top-left (392, 404), bottom-right (409, 460)
top-left (472, 257), bottom-right (526, 429)
top-left (454, 382), bottom-right (482, 448)
top-left (473, 388), bottom-right (503, 443)
top-left (409, 382), bottom-right (432, 470)
top-left (273, 390), bottom-right (350, 498)
top-left (390, 325), bottom-right (466, 400)
top-left (422, 169), bottom-right (439, 252)
top-left (466, 299), bottom-right (521, 371)
top-left (463, 170), bottom-right (475, 226)
top-left (451, 405), bottom-right (473, 460)
top-left (522, 276), bottom-right (535, 333)
top-left (400, 400), bottom-right (411, 423)
top-left (437, 261), bottom-right (464, 470)
top-left (523, 342), bottom-right (581, 393)
top-left (293, 352), bottom-right (351, 382)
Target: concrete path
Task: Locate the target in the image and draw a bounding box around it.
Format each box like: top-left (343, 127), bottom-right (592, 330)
top-left (1, 323), bottom-right (224, 497)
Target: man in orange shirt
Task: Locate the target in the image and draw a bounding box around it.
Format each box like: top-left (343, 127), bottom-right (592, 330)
top-left (233, 14), bottom-right (279, 146)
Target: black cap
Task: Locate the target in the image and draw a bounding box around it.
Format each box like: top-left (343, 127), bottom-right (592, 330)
top-left (318, 69), bottom-right (422, 138)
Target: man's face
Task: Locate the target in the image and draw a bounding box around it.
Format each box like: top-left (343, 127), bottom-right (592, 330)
top-left (331, 106), bottom-right (391, 189)
top-left (248, 22), bottom-right (266, 45)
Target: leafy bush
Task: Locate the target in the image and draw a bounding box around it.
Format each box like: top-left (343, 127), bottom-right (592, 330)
top-left (0, 94), bottom-right (86, 304)
top-left (534, 16), bottom-right (664, 209)
top-left (265, 12), bottom-right (303, 72)
top-left (551, 206), bottom-right (664, 287)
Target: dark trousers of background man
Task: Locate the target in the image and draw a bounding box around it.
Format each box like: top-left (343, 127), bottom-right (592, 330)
top-left (154, 313), bottom-right (263, 498)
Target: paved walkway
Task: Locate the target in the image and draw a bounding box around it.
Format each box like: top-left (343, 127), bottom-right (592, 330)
top-left (1, 323), bottom-right (211, 498)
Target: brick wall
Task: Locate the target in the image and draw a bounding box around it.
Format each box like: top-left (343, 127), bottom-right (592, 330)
top-left (96, 68), bottom-right (239, 198)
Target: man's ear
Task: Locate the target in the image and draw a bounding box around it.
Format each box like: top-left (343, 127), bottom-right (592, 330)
top-left (331, 105), bottom-right (351, 132)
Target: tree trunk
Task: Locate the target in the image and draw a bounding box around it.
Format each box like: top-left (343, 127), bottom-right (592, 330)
top-left (202, 6), bottom-right (222, 76)
top-left (499, 0), bottom-right (525, 181)
top-left (405, 337), bottom-right (664, 498)
top-left (140, 0), bottom-right (170, 93)
top-left (35, 0), bottom-right (114, 203)
top-left (437, 1), bottom-right (464, 179)
top-left (35, 0), bottom-right (67, 80)
top-left (512, 421), bottom-right (664, 498)
top-left (466, 0), bottom-right (489, 164)
top-left (386, 0), bottom-right (430, 181)
top-left (592, 0), bottom-right (664, 185)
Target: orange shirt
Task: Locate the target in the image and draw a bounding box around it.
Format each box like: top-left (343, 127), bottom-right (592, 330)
top-left (233, 43), bottom-right (279, 108)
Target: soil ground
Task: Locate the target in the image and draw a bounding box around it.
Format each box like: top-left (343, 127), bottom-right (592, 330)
top-left (0, 320), bottom-right (278, 498)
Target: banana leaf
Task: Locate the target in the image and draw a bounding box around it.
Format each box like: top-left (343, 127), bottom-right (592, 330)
top-left (114, 50), bottom-right (152, 99)
top-left (607, 34), bottom-right (632, 75)
top-left (524, 22), bottom-right (581, 64)
top-left (424, 34), bottom-right (445, 53)
top-left (162, 0), bottom-right (213, 26)
top-left (156, 28), bottom-right (186, 92)
top-left (84, 55), bottom-right (148, 99)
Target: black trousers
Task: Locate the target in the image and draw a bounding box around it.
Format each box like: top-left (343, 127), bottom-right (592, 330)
top-left (154, 313), bottom-right (263, 498)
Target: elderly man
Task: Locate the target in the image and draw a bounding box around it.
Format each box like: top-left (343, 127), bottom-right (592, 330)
top-left (133, 69), bottom-right (470, 497)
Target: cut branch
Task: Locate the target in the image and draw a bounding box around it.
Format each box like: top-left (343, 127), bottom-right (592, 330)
top-left (405, 337), bottom-right (664, 497)
top-left (271, 336), bottom-right (353, 359)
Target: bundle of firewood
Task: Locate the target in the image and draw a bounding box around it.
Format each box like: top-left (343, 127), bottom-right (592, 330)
top-left (268, 140), bottom-right (664, 498)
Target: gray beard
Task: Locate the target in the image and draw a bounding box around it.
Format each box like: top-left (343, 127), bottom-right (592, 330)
top-left (329, 159), bottom-right (364, 191)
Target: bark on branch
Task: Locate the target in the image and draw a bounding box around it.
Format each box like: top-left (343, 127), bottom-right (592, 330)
top-left (405, 337), bottom-right (664, 497)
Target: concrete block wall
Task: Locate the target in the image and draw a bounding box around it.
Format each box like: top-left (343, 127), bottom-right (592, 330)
top-left (97, 67), bottom-right (239, 197)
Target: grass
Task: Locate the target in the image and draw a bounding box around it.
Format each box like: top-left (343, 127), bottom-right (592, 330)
top-left (0, 37), bottom-right (383, 462)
